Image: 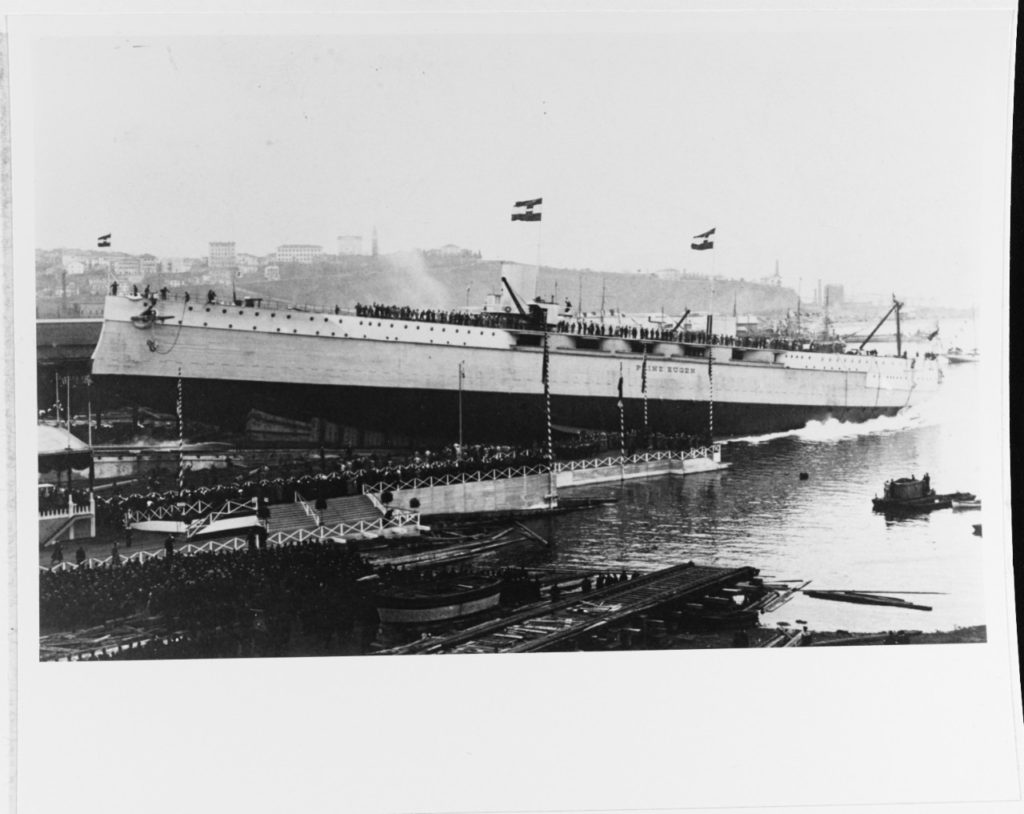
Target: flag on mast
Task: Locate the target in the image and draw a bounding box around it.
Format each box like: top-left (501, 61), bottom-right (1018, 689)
top-left (97, 234), bottom-right (111, 248)
top-left (641, 347), bottom-right (647, 394)
top-left (691, 227), bottom-right (714, 251)
top-left (617, 370), bottom-right (624, 408)
top-left (511, 198), bottom-right (542, 222)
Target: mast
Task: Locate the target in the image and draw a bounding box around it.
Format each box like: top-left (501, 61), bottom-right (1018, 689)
top-left (858, 296), bottom-right (902, 352)
top-left (894, 295), bottom-right (903, 357)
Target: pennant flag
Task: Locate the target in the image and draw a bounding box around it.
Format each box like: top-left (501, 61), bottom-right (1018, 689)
top-left (617, 373), bottom-right (624, 408)
top-left (691, 226), bottom-right (714, 250)
top-left (927, 327), bottom-right (940, 341)
top-left (512, 197), bottom-right (543, 222)
top-left (641, 348), bottom-right (647, 394)
top-left (97, 234), bottom-right (111, 248)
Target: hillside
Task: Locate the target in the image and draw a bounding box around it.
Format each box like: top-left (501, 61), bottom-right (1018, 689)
top-left (239, 253), bottom-right (799, 317)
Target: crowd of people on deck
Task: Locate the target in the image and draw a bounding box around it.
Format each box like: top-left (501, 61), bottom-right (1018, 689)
top-left (40, 541), bottom-right (373, 655)
top-left (354, 302), bottom-right (524, 329)
top-left (351, 301), bottom-right (854, 354)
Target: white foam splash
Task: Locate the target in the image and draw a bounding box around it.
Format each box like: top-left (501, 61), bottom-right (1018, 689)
top-left (725, 404), bottom-right (940, 446)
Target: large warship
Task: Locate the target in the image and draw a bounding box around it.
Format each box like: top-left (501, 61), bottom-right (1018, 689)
top-left (89, 272), bottom-right (941, 448)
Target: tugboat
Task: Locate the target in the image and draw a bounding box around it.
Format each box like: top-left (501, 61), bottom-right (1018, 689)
top-left (872, 473), bottom-right (975, 514)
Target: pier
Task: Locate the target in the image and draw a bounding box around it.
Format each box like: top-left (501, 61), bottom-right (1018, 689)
top-left (379, 562), bottom-right (758, 654)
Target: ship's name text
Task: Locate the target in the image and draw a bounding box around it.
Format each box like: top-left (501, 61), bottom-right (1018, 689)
top-left (636, 364), bottom-right (697, 375)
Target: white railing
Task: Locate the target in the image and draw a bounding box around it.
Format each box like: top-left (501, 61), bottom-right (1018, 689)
top-left (554, 445), bottom-right (720, 470)
top-left (39, 495), bottom-right (95, 520)
top-left (41, 536), bottom-right (253, 572)
top-left (362, 448), bottom-right (722, 494)
top-left (293, 491), bottom-right (322, 527)
top-left (364, 491), bottom-right (420, 526)
top-left (125, 498), bottom-right (219, 524)
top-left (186, 497), bottom-right (259, 539)
top-left (364, 464), bottom-right (550, 494)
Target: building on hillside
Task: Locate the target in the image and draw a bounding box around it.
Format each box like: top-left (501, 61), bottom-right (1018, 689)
top-left (160, 257), bottom-right (189, 276)
top-left (263, 265), bottom-right (281, 281)
top-left (236, 253), bottom-right (261, 276)
top-left (276, 244), bottom-right (323, 264)
top-left (112, 257), bottom-right (143, 283)
top-left (209, 241), bottom-right (237, 268)
top-left (61, 253), bottom-right (87, 274)
top-left (650, 268), bottom-right (683, 280)
top-left (140, 259), bottom-right (160, 278)
top-left (337, 235), bottom-right (363, 255)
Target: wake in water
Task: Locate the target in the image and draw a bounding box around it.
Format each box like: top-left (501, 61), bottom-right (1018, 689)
top-left (724, 403), bottom-right (943, 446)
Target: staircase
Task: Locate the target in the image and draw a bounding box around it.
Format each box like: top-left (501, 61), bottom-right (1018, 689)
top-left (39, 516), bottom-right (77, 547)
top-left (318, 495), bottom-right (385, 530)
top-left (265, 502), bottom-right (320, 534)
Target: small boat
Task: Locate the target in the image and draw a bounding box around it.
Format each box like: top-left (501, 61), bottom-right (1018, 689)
top-left (944, 347), bottom-right (980, 364)
top-left (373, 575), bottom-right (502, 624)
top-left (804, 590), bottom-right (932, 612)
top-left (952, 498), bottom-right (981, 510)
top-left (872, 474), bottom-right (975, 514)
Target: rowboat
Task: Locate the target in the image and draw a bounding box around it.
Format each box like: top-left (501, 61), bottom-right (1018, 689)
top-left (373, 575), bottom-right (503, 624)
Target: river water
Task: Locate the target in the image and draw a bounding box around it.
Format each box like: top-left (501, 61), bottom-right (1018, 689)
top-left (516, 356), bottom-right (988, 635)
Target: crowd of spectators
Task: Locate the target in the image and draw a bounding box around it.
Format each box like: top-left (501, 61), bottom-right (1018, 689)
top-left (38, 486), bottom-right (92, 514)
top-left (554, 430), bottom-right (708, 459)
top-left (93, 446), bottom-right (551, 527)
top-left (92, 435), bottom-right (716, 527)
top-left (40, 541), bottom-right (374, 655)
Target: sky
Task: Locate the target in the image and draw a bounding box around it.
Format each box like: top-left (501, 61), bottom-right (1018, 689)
top-left (27, 9), bottom-right (1015, 305)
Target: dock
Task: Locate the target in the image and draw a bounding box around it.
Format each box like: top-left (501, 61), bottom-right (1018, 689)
top-left (379, 562), bottom-right (758, 655)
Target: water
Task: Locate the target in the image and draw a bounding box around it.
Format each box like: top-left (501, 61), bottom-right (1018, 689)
top-left (517, 360), bottom-right (986, 635)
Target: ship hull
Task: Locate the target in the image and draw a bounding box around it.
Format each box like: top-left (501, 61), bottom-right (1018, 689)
top-left (90, 295), bottom-right (938, 447)
top-left (90, 372), bottom-right (902, 446)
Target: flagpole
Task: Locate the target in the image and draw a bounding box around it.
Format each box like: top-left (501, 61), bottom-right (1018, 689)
top-left (542, 328), bottom-right (555, 504)
top-left (177, 367), bottom-right (184, 498)
top-left (458, 361), bottom-right (464, 460)
top-left (513, 196), bottom-right (554, 505)
top-left (86, 377), bottom-right (93, 448)
top-left (641, 343), bottom-right (649, 437)
top-left (710, 228), bottom-right (718, 445)
top-left (618, 362), bottom-right (625, 481)
top-left (691, 226), bottom-right (717, 447)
